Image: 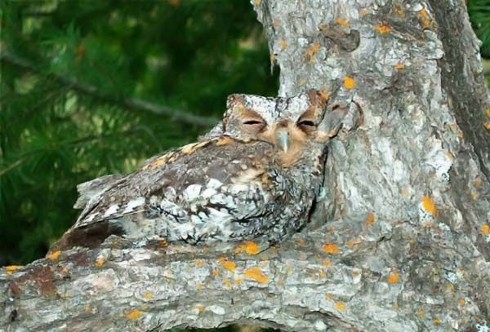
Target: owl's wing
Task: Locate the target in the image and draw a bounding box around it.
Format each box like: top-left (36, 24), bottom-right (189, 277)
top-left (71, 137), bottom-right (279, 232)
top-left (73, 174), bottom-right (126, 209)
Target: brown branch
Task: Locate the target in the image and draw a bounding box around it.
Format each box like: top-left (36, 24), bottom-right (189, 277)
top-left (1, 53), bottom-right (219, 127)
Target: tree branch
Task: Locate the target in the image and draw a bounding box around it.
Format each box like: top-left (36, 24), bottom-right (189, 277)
top-left (1, 53), bottom-right (219, 128)
top-left (2, 217), bottom-right (489, 331)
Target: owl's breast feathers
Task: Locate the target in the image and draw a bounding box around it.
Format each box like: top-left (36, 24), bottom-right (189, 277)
top-left (54, 136), bottom-right (324, 250)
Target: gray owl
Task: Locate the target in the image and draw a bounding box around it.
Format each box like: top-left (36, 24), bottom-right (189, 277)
top-left (52, 90), bottom-right (347, 250)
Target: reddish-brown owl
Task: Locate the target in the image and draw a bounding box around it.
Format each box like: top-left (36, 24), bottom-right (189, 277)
top-left (53, 90), bottom-right (346, 250)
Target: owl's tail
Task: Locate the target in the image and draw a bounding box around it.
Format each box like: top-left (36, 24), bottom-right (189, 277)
top-left (48, 220), bottom-right (125, 253)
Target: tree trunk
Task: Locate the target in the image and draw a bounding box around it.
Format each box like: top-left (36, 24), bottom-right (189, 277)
top-left (1, 0), bottom-right (489, 331)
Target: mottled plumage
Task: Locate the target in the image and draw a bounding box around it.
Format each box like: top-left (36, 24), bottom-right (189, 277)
top-left (53, 90), bottom-right (346, 250)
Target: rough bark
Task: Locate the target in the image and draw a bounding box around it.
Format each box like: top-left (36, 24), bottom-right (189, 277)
top-left (1, 0), bottom-right (489, 331)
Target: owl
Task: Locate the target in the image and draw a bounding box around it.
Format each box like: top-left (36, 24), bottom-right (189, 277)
top-left (52, 89), bottom-right (347, 251)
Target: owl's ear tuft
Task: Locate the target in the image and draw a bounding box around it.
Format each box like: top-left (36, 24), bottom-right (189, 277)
top-left (226, 94), bottom-right (246, 109)
top-left (306, 89), bottom-right (329, 109)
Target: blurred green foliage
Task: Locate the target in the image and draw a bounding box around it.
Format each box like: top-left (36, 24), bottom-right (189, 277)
top-left (0, 0), bottom-right (278, 266)
top-left (1, 0), bottom-right (489, 267)
top-left (468, 0), bottom-right (490, 58)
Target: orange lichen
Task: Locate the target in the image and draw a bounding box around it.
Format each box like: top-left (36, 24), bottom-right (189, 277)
top-left (419, 9), bottom-right (432, 29)
top-left (255, 0), bottom-right (262, 6)
top-left (419, 9), bottom-right (430, 18)
top-left (323, 259), bottom-right (333, 267)
top-left (484, 121), bottom-right (490, 130)
top-left (433, 317), bottom-right (442, 325)
top-left (418, 309), bottom-right (426, 320)
top-left (306, 43), bottom-right (321, 62)
top-left (6, 265), bottom-right (22, 276)
top-left (47, 250), bottom-right (62, 261)
top-left (160, 239), bottom-right (168, 247)
top-left (395, 63), bottom-right (405, 71)
top-left (343, 76), bottom-right (356, 90)
top-left (481, 224), bottom-right (490, 236)
top-left (459, 298), bottom-right (465, 306)
top-left (235, 278), bottom-right (244, 286)
top-left (95, 258), bottom-right (106, 268)
top-left (144, 292), bottom-right (154, 300)
top-left (212, 269), bottom-right (221, 277)
top-left (422, 196), bottom-right (438, 217)
top-left (196, 283), bottom-right (205, 290)
top-left (365, 213), bottom-right (376, 226)
top-left (273, 19), bottom-right (281, 28)
top-left (278, 39), bottom-right (288, 50)
top-left (335, 18), bottom-right (350, 28)
top-left (126, 310), bottom-right (143, 320)
top-left (375, 24), bottom-right (392, 35)
top-left (387, 272), bottom-right (401, 284)
top-left (244, 267), bottom-right (270, 284)
top-left (218, 258), bottom-right (237, 272)
top-left (235, 241), bottom-right (261, 255)
top-left (471, 191), bottom-right (481, 200)
top-left (323, 243), bottom-right (340, 255)
top-left (335, 301), bottom-right (347, 311)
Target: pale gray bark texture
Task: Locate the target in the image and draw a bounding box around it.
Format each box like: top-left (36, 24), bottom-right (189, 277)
top-left (1, 0), bottom-right (490, 331)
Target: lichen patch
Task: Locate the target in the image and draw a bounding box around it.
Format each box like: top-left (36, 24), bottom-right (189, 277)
top-left (323, 243), bottom-right (340, 255)
top-left (244, 267), bottom-right (269, 284)
top-left (235, 241), bottom-right (261, 255)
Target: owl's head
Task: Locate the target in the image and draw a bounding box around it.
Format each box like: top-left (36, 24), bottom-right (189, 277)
top-left (221, 89), bottom-right (346, 165)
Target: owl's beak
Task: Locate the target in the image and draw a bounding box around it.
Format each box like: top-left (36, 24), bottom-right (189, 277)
top-left (276, 130), bottom-right (290, 152)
